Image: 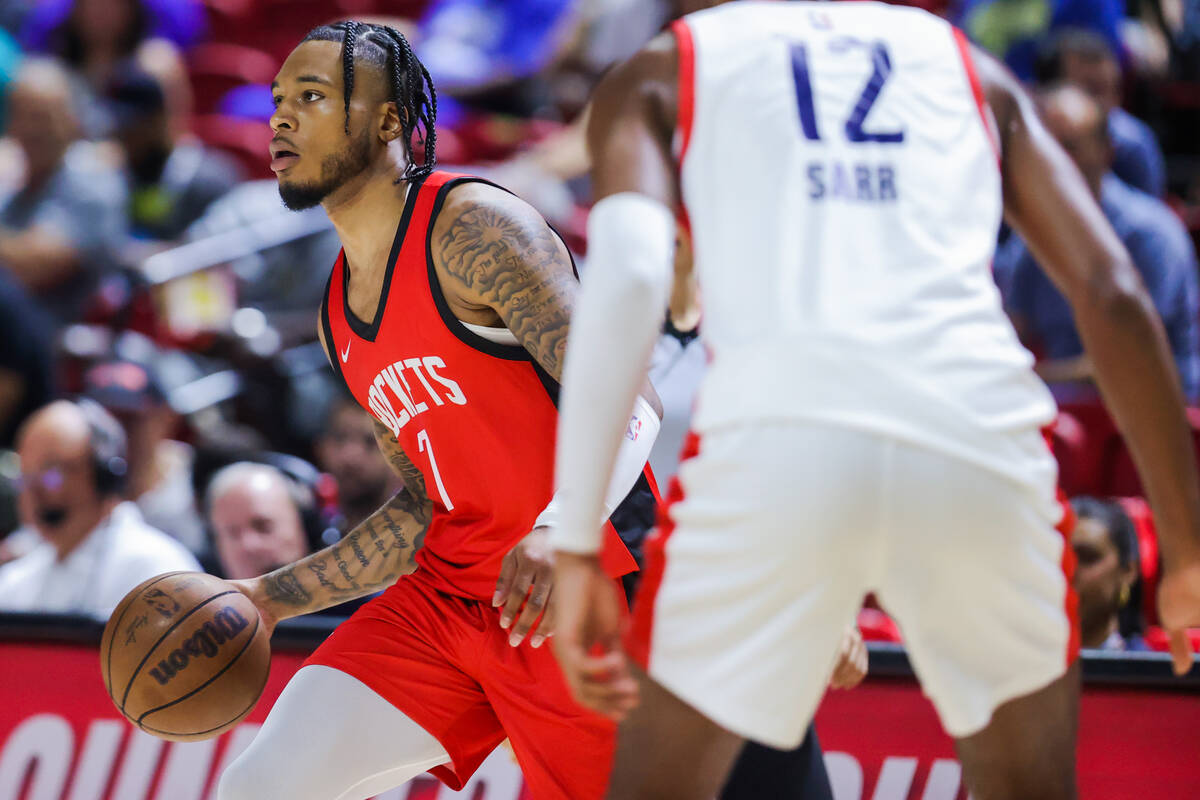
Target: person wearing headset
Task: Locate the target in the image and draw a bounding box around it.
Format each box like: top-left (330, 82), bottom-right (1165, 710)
top-left (205, 461), bottom-right (323, 582)
top-left (205, 459), bottom-right (373, 619)
top-left (0, 399), bottom-right (200, 618)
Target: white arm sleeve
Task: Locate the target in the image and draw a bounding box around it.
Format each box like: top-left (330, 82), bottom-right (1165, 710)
top-left (535, 394), bottom-right (661, 533)
top-left (552, 193), bottom-right (675, 554)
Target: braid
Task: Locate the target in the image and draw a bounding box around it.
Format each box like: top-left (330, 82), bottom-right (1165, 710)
top-left (375, 25), bottom-right (438, 182)
top-left (414, 54), bottom-right (438, 178)
top-left (340, 20), bottom-right (361, 136)
top-left (302, 21), bottom-right (438, 183)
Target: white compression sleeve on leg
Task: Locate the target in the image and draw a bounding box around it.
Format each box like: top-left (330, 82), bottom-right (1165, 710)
top-left (217, 665), bottom-right (449, 800)
top-left (553, 193), bottom-right (675, 554)
top-left (536, 394), bottom-right (661, 532)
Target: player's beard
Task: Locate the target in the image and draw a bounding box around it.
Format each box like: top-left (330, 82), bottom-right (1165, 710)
top-left (278, 129), bottom-right (374, 211)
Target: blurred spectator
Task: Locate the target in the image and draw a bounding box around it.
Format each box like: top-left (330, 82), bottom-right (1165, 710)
top-left (0, 269), bottom-right (53, 448)
top-left (315, 390), bottom-right (398, 534)
top-left (0, 58), bottom-right (127, 327)
top-left (1034, 28), bottom-right (1167, 197)
top-left (108, 67), bottom-right (241, 243)
top-left (0, 399), bottom-right (199, 617)
top-left (1071, 496), bottom-right (1148, 651)
top-left (956, 0), bottom-right (1125, 81)
top-left (19, 0), bottom-right (206, 55)
top-left (19, 0), bottom-right (202, 137)
top-left (994, 84), bottom-right (1200, 401)
top-left (83, 358), bottom-right (206, 555)
top-left (205, 462), bottom-right (311, 580)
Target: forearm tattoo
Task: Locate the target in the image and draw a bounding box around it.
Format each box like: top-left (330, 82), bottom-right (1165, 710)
top-left (262, 567), bottom-right (310, 606)
top-left (259, 487), bottom-right (431, 613)
top-left (436, 201), bottom-right (576, 380)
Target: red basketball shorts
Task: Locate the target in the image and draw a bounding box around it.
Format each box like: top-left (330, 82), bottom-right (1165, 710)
top-left (306, 571), bottom-right (616, 799)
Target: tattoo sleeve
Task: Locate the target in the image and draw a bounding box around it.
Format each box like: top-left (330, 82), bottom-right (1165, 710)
top-left (258, 432), bottom-right (433, 618)
top-left (434, 193), bottom-right (577, 380)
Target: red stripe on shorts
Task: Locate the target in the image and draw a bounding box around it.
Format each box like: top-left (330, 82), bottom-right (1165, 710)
top-left (1057, 486), bottom-right (1081, 665)
top-left (627, 431), bottom-right (701, 669)
top-left (1045, 428), bottom-right (1081, 665)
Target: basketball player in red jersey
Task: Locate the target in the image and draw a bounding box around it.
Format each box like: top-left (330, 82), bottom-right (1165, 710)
top-left (217, 22), bottom-right (664, 800)
top-left (552, 3), bottom-right (1200, 799)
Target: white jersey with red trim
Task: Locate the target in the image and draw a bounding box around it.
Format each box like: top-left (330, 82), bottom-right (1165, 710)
top-left (677, 1), bottom-right (1057, 488)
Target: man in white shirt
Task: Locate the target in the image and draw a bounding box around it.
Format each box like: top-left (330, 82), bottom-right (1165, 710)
top-left (0, 399), bottom-right (200, 618)
top-left (84, 357), bottom-right (207, 555)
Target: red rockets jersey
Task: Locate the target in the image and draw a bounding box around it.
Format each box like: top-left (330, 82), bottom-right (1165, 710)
top-left (322, 171), bottom-right (647, 602)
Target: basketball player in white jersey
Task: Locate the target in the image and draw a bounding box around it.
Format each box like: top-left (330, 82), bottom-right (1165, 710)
top-left (549, 3), bottom-right (1200, 798)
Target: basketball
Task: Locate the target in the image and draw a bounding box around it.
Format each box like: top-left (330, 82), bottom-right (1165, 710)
top-left (100, 572), bottom-right (271, 742)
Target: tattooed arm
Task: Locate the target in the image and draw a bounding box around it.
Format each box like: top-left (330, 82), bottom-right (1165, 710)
top-left (233, 443), bottom-right (431, 627)
top-left (431, 181), bottom-right (660, 415)
top-left (230, 325), bottom-right (434, 628)
top-left (431, 183), bottom-right (579, 379)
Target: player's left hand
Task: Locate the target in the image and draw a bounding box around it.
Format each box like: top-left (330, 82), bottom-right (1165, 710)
top-left (552, 551), bottom-right (639, 720)
top-left (829, 625), bottom-right (868, 690)
top-left (1157, 552), bottom-right (1200, 676)
top-left (494, 526), bottom-right (556, 648)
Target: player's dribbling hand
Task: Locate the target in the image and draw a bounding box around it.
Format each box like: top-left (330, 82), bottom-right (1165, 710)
top-left (829, 625), bottom-right (868, 690)
top-left (494, 526), bottom-right (556, 648)
top-left (551, 551), bottom-right (638, 721)
top-left (226, 578), bottom-right (281, 637)
top-left (1157, 553), bottom-right (1200, 676)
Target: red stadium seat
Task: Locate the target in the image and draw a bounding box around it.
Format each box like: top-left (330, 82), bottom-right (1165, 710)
top-left (1107, 407), bottom-right (1200, 498)
top-left (1047, 411), bottom-right (1097, 496)
top-left (1048, 402), bottom-right (1122, 496)
top-left (1116, 497), bottom-right (1161, 627)
top-left (202, 0), bottom-right (258, 41)
top-left (247, 0), bottom-right (364, 61)
top-left (192, 114), bottom-right (274, 179)
top-left (203, 0), bottom-right (431, 63)
top-left (188, 43), bottom-right (278, 114)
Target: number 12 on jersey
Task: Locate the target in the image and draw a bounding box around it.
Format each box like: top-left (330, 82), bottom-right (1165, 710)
top-left (790, 40), bottom-right (905, 144)
top-left (417, 429), bottom-right (454, 511)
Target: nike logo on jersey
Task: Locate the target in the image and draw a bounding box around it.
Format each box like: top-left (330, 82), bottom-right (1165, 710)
top-left (341, 341), bottom-right (352, 362)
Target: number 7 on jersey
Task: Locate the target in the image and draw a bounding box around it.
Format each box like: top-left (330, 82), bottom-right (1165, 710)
top-left (417, 429), bottom-right (454, 510)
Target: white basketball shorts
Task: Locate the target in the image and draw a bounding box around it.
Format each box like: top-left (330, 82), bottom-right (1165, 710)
top-left (627, 421), bottom-right (1078, 748)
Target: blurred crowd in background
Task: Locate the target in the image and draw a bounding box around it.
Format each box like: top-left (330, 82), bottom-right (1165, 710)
top-left (0, 0), bottom-right (1198, 658)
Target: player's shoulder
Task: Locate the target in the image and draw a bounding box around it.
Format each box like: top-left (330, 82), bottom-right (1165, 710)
top-left (431, 176), bottom-right (552, 243)
top-left (587, 31), bottom-right (678, 148)
top-left (602, 30), bottom-right (677, 95)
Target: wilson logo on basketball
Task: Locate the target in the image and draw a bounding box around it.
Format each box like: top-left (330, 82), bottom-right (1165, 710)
top-left (147, 607), bottom-right (250, 686)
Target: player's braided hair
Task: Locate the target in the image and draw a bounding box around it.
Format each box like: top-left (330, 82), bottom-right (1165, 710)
top-left (302, 21), bottom-right (437, 182)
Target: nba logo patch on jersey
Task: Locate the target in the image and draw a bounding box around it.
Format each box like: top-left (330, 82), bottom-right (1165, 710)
top-left (626, 417), bottom-right (643, 442)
